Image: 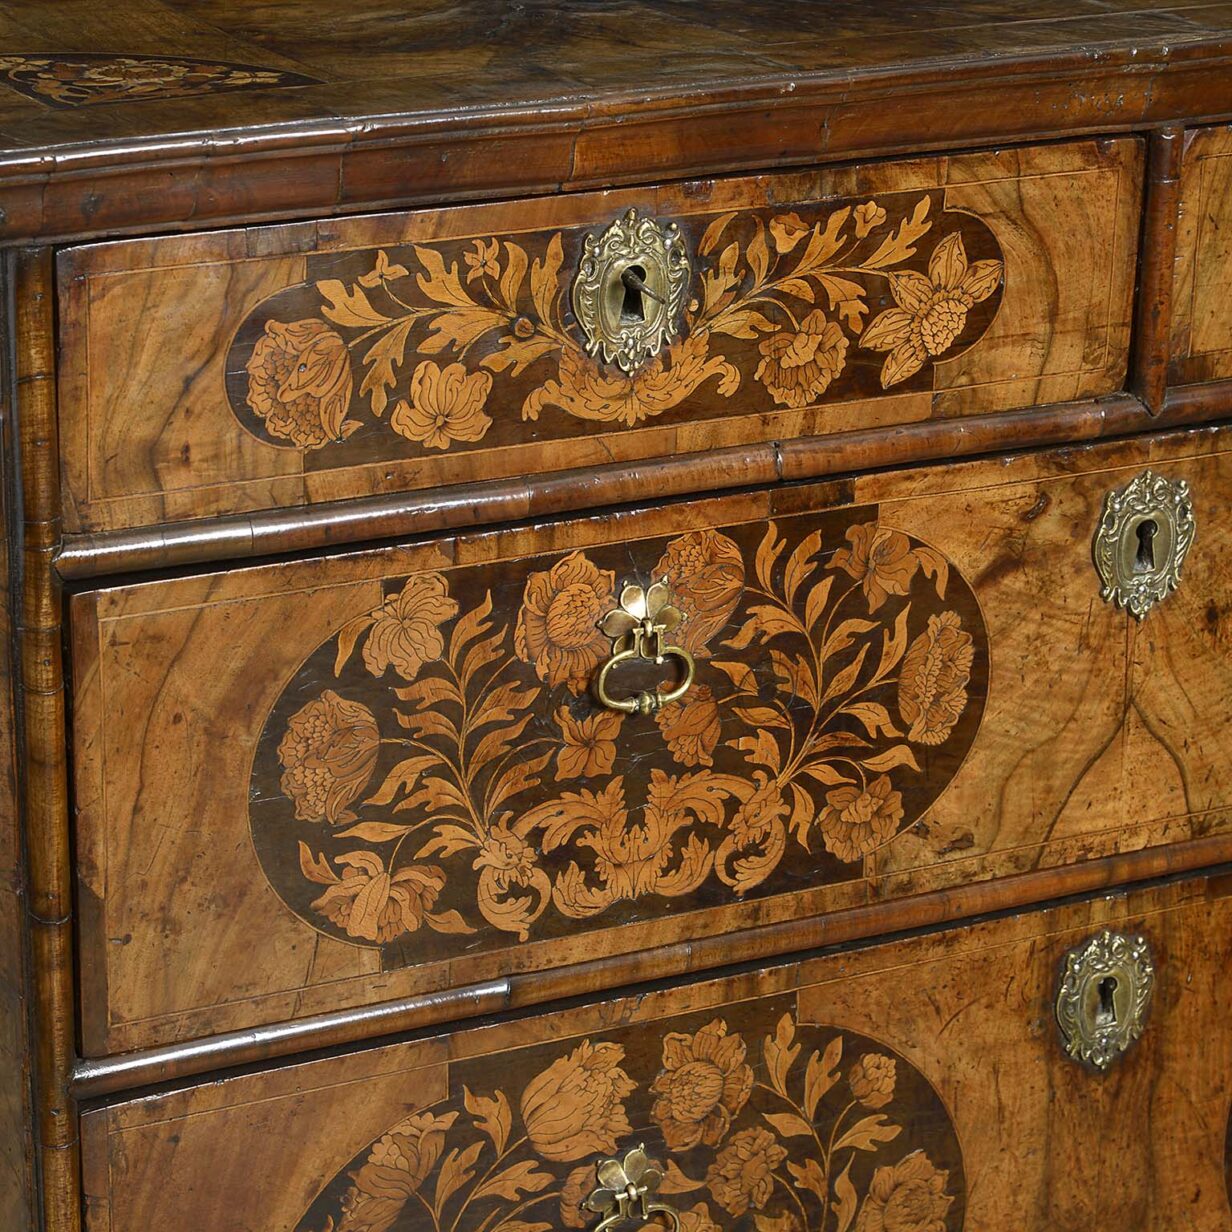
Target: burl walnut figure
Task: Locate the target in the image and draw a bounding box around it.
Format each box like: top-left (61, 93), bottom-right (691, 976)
top-left (2, 5), bottom-right (1232, 1232)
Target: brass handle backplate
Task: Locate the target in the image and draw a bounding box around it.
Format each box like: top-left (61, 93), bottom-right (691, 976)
top-left (1055, 930), bottom-right (1154, 1071)
top-left (584, 1145), bottom-right (681, 1232)
top-left (596, 580), bottom-right (695, 715)
top-left (572, 208), bottom-right (691, 373)
top-left (1093, 469), bottom-right (1195, 619)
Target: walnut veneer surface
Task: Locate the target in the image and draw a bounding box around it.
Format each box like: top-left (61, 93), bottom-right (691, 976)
top-left (4, 4), bottom-right (1232, 1232)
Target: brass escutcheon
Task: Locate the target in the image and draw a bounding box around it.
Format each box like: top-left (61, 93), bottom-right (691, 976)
top-left (596, 580), bottom-right (695, 716)
top-left (1093, 469), bottom-right (1195, 619)
top-left (1055, 930), bottom-right (1154, 1071)
top-left (572, 208), bottom-right (691, 374)
top-left (583, 1146), bottom-right (682, 1232)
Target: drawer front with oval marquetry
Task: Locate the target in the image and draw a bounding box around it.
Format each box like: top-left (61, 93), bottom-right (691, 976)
top-left (57, 137), bottom-right (1142, 534)
top-left (80, 874), bottom-right (1232, 1231)
top-left (69, 426), bottom-right (1232, 1055)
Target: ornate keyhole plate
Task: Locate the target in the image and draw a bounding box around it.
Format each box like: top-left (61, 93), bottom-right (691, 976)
top-left (1055, 930), bottom-right (1154, 1071)
top-left (1093, 470), bottom-right (1195, 619)
top-left (571, 208), bottom-right (691, 373)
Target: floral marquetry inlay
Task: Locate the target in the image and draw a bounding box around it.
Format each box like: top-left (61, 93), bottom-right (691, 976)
top-left (293, 1002), bottom-right (965, 1232)
top-left (227, 190), bottom-right (1005, 454)
top-left (248, 507), bottom-right (988, 962)
top-left (0, 54), bottom-right (319, 107)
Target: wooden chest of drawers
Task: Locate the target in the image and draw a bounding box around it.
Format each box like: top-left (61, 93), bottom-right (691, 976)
top-left (4, 5), bottom-right (1232, 1231)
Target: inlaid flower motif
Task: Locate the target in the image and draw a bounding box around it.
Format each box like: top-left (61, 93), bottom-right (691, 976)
top-left (1, 55), bottom-right (307, 107)
top-left (730, 771), bottom-right (789, 842)
top-left (817, 775), bottom-right (904, 862)
top-left (849, 1053), bottom-right (897, 1109)
top-left (831, 523), bottom-right (919, 613)
top-left (855, 1151), bottom-right (954, 1232)
top-left (656, 685), bottom-right (721, 767)
top-left (311, 851), bottom-right (446, 943)
top-left (559, 1164), bottom-right (596, 1229)
top-left (520, 1040), bottom-right (635, 1161)
top-left (897, 611), bottom-right (975, 745)
top-left (464, 238), bottom-right (501, 282)
top-left (522, 331), bottom-right (739, 428)
top-left (755, 309), bottom-right (850, 408)
top-left (75, 59), bottom-right (213, 89)
top-left (389, 361), bottom-right (493, 450)
top-left (655, 530), bottom-right (744, 656)
top-left (246, 318), bottom-right (356, 448)
top-left (278, 691), bottom-right (380, 824)
top-left (705, 1128), bottom-right (788, 1216)
top-left (769, 212), bottom-right (810, 254)
top-left (515, 551), bottom-right (616, 693)
top-left (363, 573), bottom-right (458, 681)
top-left (556, 706), bottom-right (623, 779)
top-left (651, 1018), bottom-right (753, 1150)
top-left (359, 250), bottom-right (409, 288)
top-left (861, 232), bottom-right (1002, 388)
top-left (677, 1204), bottom-right (723, 1232)
top-left (341, 1111), bottom-right (457, 1230)
top-left (473, 826), bottom-right (552, 940)
top-left (855, 201), bottom-right (888, 238)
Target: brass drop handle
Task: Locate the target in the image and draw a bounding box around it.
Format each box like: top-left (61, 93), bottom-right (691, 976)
top-left (596, 580), bottom-right (696, 716)
top-left (584, 1146), bottom-right (681, 1232)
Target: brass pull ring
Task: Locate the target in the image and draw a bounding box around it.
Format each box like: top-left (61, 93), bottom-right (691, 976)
top-left (596, 581), bottom-right (695, 716)
top-left (585, 1146), bottom-right (681, 1232)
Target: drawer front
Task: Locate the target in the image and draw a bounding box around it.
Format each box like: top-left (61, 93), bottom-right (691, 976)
top-left (57, 137), bottom-right (1142, 534)
top-left (70, 426), bottom-right (1232, 1055)
top-left (1173, 124), bottom-right (1232, 385)
top-left (81, 874), bottom-right (1232, 1231)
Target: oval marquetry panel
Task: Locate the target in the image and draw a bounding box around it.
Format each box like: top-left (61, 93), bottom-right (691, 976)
top-left (226, 190), bottom-right (1005, 453)
top-left (57, 139), bottom-right (1144, 535)
top-left (291, 1000), bottom-right (966, 1232)
top-left (249, 506), bottom-right (988, 962)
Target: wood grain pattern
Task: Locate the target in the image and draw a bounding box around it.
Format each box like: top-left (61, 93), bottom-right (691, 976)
top-left (59, 386), bottom-right (1232, 583)
top-left (79, 872), bottom-right (1232, 1231)
top-left (1132, 127), bottom-right (1184, 414)
top-left (55, 138), bottom-right (1142, 536)
top-left (1171, 124), bottom-right (1232, 386)
top-left (14, 247), bottom-right (79, 1232)
top-left (0, 2), bottom-right (1225, 241)
top-left (0, 252), bottom-right (34, 1232)
top-left (69, 425), bottom-right (1232, 1057)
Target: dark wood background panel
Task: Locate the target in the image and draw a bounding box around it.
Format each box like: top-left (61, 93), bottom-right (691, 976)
top-left (80, 873), bottom-right (1232, 1232)
top-left (244, 508), bottom-right (987, 964)
top-left (56, 139), bottom-right (1141, 536)
top-left (69, 426), bottom-right (1232, 1057)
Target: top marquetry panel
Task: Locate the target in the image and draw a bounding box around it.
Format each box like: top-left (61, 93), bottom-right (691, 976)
top-left (56, 139), bottom-right (1141, 534)
top-left (0, 1), bottom-right (1224, 156)
top-left (0, 2), bottom-right (1226, 238)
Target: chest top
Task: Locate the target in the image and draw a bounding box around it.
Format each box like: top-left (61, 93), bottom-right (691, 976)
top-left (0, 0), bottom-right (1231, 241)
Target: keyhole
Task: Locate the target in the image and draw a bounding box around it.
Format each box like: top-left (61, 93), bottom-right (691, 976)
top-left (1095, 975), bottom-right (1119, 1028)
top-left (620, 265), bottom-right (647, 324)
top-left (1134, 519), bottom-right (1158, 574)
